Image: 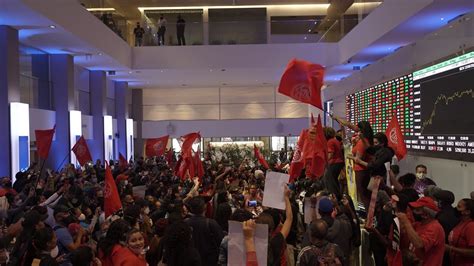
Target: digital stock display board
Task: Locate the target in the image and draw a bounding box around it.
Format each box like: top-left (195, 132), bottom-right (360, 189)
top-left (346, 51), bottom-right (474, 161)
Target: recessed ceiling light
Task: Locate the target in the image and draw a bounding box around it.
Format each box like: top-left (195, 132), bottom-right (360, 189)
top-left (314, 21), bottom-right (317, 25)
top-left (98, 52), bottom-right (103, 56)
top-left (308, 29), bottom-right (311, 33)
top-left (221, 69), bottom-right (226, 72)
top-left (304, 37), bottom-right (307, 40)
top-left (440, 17), bottom-right (444, 21)
top-left (209, 69), bottom-right (213, 72)
top-left (49, 25), bottom-right (56, 29)
top-left (128, 71), bottom-right (133, 74)
top-left (160, 70), bottom-right (164, 73)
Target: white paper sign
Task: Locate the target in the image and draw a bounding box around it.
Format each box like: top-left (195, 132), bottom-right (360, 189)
top-left (228, 221), bottom-right (268, 266)
top-left (385, 162), bottom-right (391, 187)
top-left (262, 172), bottom-right (289, 210)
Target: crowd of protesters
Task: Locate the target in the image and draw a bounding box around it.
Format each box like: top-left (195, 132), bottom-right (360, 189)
top-left (0, 119), bottom-right (472, 266)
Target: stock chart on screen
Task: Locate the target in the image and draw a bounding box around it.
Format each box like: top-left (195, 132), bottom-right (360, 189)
top-left (346, 51), bottom-right (474, 161)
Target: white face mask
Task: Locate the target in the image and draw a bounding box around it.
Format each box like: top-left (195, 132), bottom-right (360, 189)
top-left (78, 213), bottom-right (86, 221)
top-left (124, 180), bottom-right (128, 186)
top-left (416, 173), bottom-right (425, 179)
top-left (50, 246), bottom-right (59, 258)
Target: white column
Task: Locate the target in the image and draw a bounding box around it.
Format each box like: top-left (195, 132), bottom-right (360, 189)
top-left (203, 8), bottom-right (209, 45)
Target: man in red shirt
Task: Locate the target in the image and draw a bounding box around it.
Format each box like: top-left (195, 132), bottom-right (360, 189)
top-left (397, 197), bottom-right (445, 266)
top-left (323, 127), bottom-right (345, 198)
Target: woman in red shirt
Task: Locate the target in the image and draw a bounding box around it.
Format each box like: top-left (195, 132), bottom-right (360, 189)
top-left (447, 198), bottom-right (474, 265)
top-left (323, 127), bottom-right (345, 199)
top-left (333, 116), bottom-right (374, 209)
top-left (98, 219), bottom-right (132, 266)
top-left (117, 229), bottom-right (147, 266)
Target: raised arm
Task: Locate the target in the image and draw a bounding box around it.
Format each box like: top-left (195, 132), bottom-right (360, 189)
top-left (280, 186), bottom-right (293, 239)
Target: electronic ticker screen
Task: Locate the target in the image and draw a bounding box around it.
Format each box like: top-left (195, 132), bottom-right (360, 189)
top-left (346, 51), bottom-right (474, 162)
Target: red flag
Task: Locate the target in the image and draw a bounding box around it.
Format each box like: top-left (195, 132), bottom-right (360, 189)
top-left (180, 132), bottom-right (201, 157)
top-left (254, 144), bottom-right (269, 169)
top-left (104, 162), bottom-right (122, 218)
top-left (118, 153), bottom-right (128, 171)
top-left (386, 115), bottom-right (407, 160)
top-left (310, 113), bottom-right (316, 125)
top-left (35, 126), bottom-right (55, 159)
top-left (278, 59), bottom-right (324, 109)
top-left (289, 129), bottom-right (308, 182)
top-left (194, 149), bottom-right (204, 181)
top-left (303, 115), bottom-right (327, 178)
top-left (72, 136), bottom-right (92, 166)
top-left (145, 135), bottom-right (169, 157)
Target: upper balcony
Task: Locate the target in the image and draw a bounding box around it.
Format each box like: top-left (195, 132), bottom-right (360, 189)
top-left (83, 1), bottom-right (382, 46)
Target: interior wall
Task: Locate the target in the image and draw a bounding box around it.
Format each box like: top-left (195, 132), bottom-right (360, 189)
top-left (323, 13), bottom-right (474, 201)
top-left (142, 117), bottom-right (307, 138)
top-left (142, 86), bottom-right (308, 121)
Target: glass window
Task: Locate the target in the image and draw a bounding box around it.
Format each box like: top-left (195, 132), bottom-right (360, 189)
top-left (287, 136), bottom-right (298, 149)
top-left (271, 136), bottom-right (285, 151)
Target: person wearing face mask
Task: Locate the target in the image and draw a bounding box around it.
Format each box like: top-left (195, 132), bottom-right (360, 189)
top-left (116, 229), bottom-right (147, 265)
top-left (433, 190), bottom-right (459, 253)
top-left (446, 198), bottom-right (474, 265)
top-left (30, 227), bottom-right (63, 266)
top-left (397, 196), bottom-right (445, 266)
top-left (53, 205), bottom-right (85, 258)
top-left (414, 164), bottom-right (436, 195)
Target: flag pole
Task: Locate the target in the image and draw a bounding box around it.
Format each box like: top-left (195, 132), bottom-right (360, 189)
top-left (33, 157), bottom-right (47, 196)
top-left (55, 152), bottom-right (71, 173)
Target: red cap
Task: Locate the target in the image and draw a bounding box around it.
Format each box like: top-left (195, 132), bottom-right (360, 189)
top-left (409, 196), bottom-right (440, 212)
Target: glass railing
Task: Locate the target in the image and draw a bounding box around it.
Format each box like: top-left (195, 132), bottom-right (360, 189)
top-left (128, 18), bottom-right (362, 47)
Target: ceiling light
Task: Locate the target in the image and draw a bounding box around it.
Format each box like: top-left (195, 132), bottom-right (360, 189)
top-left (98, 52), bottom-right (103, 55)
top-left (138, 4), bottom-right (330, 12)
top-left (304, 37), bottom-right (307, 40)
top-left (160, 70), bottom-right (164, 73)
top-left (128, 71), bottom-right (133, 74)
top-left (314, 21), bottom-right (318, 25)
top-left (209, 69), bottom-right (213, 72)
top-left (86, 8), bottom-right (116, 12)
top-left (49, 25), bottom-right (56, 29)
top-left (308, 29), bottom-right (311, 33)
top-left (440, 17), bottom-right (444, 21)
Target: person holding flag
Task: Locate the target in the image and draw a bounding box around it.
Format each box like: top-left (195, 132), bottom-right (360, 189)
top-left (333, 115), bottom-right (374, 209)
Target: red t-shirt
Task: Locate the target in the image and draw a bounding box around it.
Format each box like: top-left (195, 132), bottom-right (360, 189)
top-left (327, 138), bottom-right (344, 164)
top-left (351, 138), bottom-right (369, 171)
top-left (100, 245), bottom-right (147, 266)
top-left (412, 220), bottom-right (445, 266)
top-left (448, 220), bottom-right (474, 266)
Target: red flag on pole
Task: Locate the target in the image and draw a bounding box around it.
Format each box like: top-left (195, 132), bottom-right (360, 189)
top-left (118, 153), bottom-right (128, 171)
top-left (254, 144), bottom-right (269, 169)
top-left (278, 59), bottom-right (325, 109)
top-left (180, 132), bottom-right (201, 157)
top-left (104, 162), bottom-right (122, 218)
top-left (35, 126), bottom-right (55, 159)
top-left (289, 129), bottom-right (308, 182)
top-left (386, 115), bottom-right (407, 160)
top-left (72, 136), bottom-right (92, 166)
top-left (303, 115), bottom-right (327, 178)
top-left (194, 149), bottom-right (204, 181)
top-left (145, 135), bottom-right (169, 157)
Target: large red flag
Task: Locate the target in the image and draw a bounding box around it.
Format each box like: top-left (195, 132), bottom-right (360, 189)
top-left (145, 135), bottom-right (169, 157)
top-left (278, 59), bottom-right (324, 109)
top-left (104, 162), bottom-right (122, 218)
top-left (386, 115), bottom-right (407, 160)
top-left (194, 149), bottom-right (204, 181)
top-left (118, 153), bottom-right (128, 171)
top-left (35, 126), bottom-right (55, 159)
top-left (254, 144), bottom-right (269, 169)
top-left (303, 115), bottom-right (327, 178)
top-left (180, 132), bottom-right (201, 158)
top-left (72, 136), bottom-right (92, 166)
top-left (289, 129), bottom-right (308, 182)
